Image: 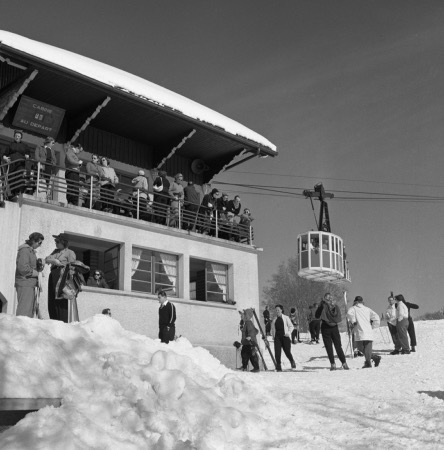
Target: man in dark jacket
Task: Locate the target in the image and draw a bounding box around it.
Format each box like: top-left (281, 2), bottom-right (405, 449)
top-left (399, 295), bottom-right (419, 352)
top-left (199, 188), bottom-right (219, 235)
top-left (263, 305), bottom-right (271, 336)
top-left (158, 290), bottom-right (176, 344)
top-left (183, 181), bottom-right (200, 231)
top-left (15, 232), bottom-right (44, 317)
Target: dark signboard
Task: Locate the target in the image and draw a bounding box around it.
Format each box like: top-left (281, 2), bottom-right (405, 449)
top-left (12, 95), bottom-right (65, 138)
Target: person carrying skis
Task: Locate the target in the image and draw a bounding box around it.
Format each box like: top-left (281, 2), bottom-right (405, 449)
top-left (346, 296), bottom-right (381, 368)
top-left (241, 308), bottom-right (260, 372)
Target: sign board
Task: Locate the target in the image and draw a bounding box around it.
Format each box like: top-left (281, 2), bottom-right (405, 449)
top-left (12, 95), bottom-right (65, 138)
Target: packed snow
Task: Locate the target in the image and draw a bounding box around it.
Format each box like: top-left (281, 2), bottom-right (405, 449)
top-left (0, 31), bottom-right (276, 152)
top-left (0, 314), bottom-right (443, 449)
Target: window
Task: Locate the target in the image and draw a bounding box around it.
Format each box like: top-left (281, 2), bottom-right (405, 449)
top-left (67, 235), bottom-right (121, 289)
top-left (190, 258), bottom-right (228, 303)
top-left (131, 247), bottom-right (178, 295)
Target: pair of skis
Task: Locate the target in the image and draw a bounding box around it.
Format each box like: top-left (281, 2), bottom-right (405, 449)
top-left (251, 308), bottom-right (277, 371)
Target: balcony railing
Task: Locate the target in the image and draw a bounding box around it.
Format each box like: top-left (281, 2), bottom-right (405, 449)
top-left (0, 159), bottom-right (254, 245)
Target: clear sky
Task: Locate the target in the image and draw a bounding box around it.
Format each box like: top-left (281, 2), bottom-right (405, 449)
top-left (1, 0), bottom-right (443, 315)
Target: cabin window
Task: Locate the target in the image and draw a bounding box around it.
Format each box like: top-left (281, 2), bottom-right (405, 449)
top-left (131, 247), bottom-right (178, 296)
top-left (189, 258), bottom-right (228, 303)
top-left (67, 235), bottom-right (121, 289)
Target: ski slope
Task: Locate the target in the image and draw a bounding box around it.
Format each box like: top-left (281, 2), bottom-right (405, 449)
top-left (0, 314), bottom-right (442, 449)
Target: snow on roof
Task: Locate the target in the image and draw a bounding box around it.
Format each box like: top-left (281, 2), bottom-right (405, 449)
top-left (0, 30), bottom-right (276, 152)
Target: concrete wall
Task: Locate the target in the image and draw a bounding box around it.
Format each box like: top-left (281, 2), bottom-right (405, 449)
top-left (0, 201), bottom-right (21, 314)
top-left (1, 196), bottom-right (261, 368)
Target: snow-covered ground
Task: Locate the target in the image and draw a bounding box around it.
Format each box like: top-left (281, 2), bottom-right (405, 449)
top-left (0, 314), bottom-right (443, 449)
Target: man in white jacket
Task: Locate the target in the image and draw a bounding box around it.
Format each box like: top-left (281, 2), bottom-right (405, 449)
top-left (346, 296), bottom-right (381, 368)
top-left (384, 296), bottom-right (399, 350)
top-left (393, 295), bottom-right (410, 355)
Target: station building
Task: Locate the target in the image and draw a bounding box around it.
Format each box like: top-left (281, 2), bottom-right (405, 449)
top-left (0, 31), bottom-right (277, 367)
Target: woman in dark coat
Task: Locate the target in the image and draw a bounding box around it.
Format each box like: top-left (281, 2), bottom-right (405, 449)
top-left (45, 233), bottom-right (76, 322)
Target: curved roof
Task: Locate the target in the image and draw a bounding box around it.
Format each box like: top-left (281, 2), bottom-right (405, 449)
top-left (0, 30), bottom-right (276, 153)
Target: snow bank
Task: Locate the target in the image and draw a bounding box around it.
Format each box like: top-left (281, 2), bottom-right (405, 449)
top-left (0, 314), bottom-right (275, 449)
top-left (0, 31), bottom-right (276, 152)
top-left (1, 315), bottom-right (443, 449)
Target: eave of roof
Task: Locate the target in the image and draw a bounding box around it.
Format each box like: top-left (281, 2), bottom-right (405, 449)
top-left (0, 30), bottom-right (277, 155)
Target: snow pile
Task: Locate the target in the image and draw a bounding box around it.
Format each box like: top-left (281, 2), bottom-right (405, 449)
top-left (1, 315), bottom-right (444, 449)
top-left (0, 314), bottom-right (277, 449)
top-left (0, 31), bottom-right (276, 152)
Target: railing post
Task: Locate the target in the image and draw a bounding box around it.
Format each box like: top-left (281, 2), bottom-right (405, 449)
top-left (178, 199), bottom-right (182, 230)
top-left (35, 162), bottom-right (41, 198)
top-left (215, 211), bottom-right (218, 238)
top-left (136, 189), bottom-right (140, 220)
top-left (89, 177), bottom-right (93, 210)
top-left (249, 226), bottom-right (253, 245)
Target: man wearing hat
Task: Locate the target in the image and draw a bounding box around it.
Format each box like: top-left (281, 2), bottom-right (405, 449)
top-left (44, 233), bottom-right (76, 321)
top-left (153, 170), bottom-right (170, 224)
top-left (346, 296), bottom-right (381, 368)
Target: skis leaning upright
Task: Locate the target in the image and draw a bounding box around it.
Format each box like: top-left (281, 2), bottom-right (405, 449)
top-left (252, 308), bottom-right (278, 370)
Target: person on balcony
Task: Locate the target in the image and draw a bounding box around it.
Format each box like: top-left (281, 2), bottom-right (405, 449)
top-left (15, 232), bottom-right (44, 318)
top-left (87, 270), bottom-right (110, 288)
top-left (85, 154), bottom-right (102, 209)
top-left (183, 181), bottom-right (200, 231)
top-left (65, 144), bottom-right (83, 206)
top-left (3, 130), bottom-right (34, 196)
top-left (98, 156), bottom-right (119, 213)
top-left (199, 188), bottom-right (219, 235)
top-left (35, 137), bottom-right (57, 180)
top-left (226, 195), bottom-right (241, 220)
top-left (169, 173), bottom-right (184, 226)
top-left (238, 208), bottom-right (254, 243)
top-left (153, 170), bottom-right (170, 225)
top-left (44, 233), bottom-right (76, 322)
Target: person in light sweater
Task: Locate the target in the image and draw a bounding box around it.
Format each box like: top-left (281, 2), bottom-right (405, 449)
top-left (393, 295), bottom-right (410, 355)
top-left (383, 296), bottom-right (399, 349)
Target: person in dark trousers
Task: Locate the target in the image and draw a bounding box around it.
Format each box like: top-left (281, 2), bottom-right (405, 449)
top-left (44, 233), bottom-right (76, 321)
top-left (346, 296), bottom-right (381, 369)
top-left (289, 307), bottom-right (301, 344)
top-left (308, 303), bottom-right (321, 343)
top-left (158, 290), bottom-right (176, 344)
top-left (15, 232), bottom-right (44, 317)
top-left (263, 305), bottom-right (271, 336)
top-left (241, 309), bottom-right (260, 372)
top-left (399, 295), bottom-right (419, 352)
top-left (392, 295), bottom-right (411, 354)
top-left (315, 293), bottom-right (349, 371)
top-left (271, 305), bottom-right (296, 371)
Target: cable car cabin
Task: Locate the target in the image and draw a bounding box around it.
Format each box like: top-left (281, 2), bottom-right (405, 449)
top-left (297, 231), bottom-right (351, 283)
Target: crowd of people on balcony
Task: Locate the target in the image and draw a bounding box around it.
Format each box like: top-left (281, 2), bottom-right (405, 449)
top-left (0, 132), bottom-right (255, 244)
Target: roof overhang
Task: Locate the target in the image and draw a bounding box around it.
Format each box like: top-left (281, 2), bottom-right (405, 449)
top-left (0, 31), bottom-right (277, 165)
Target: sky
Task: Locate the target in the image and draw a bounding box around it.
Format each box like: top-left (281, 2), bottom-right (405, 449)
top-left (1, 0), bottom-right (444, 314)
